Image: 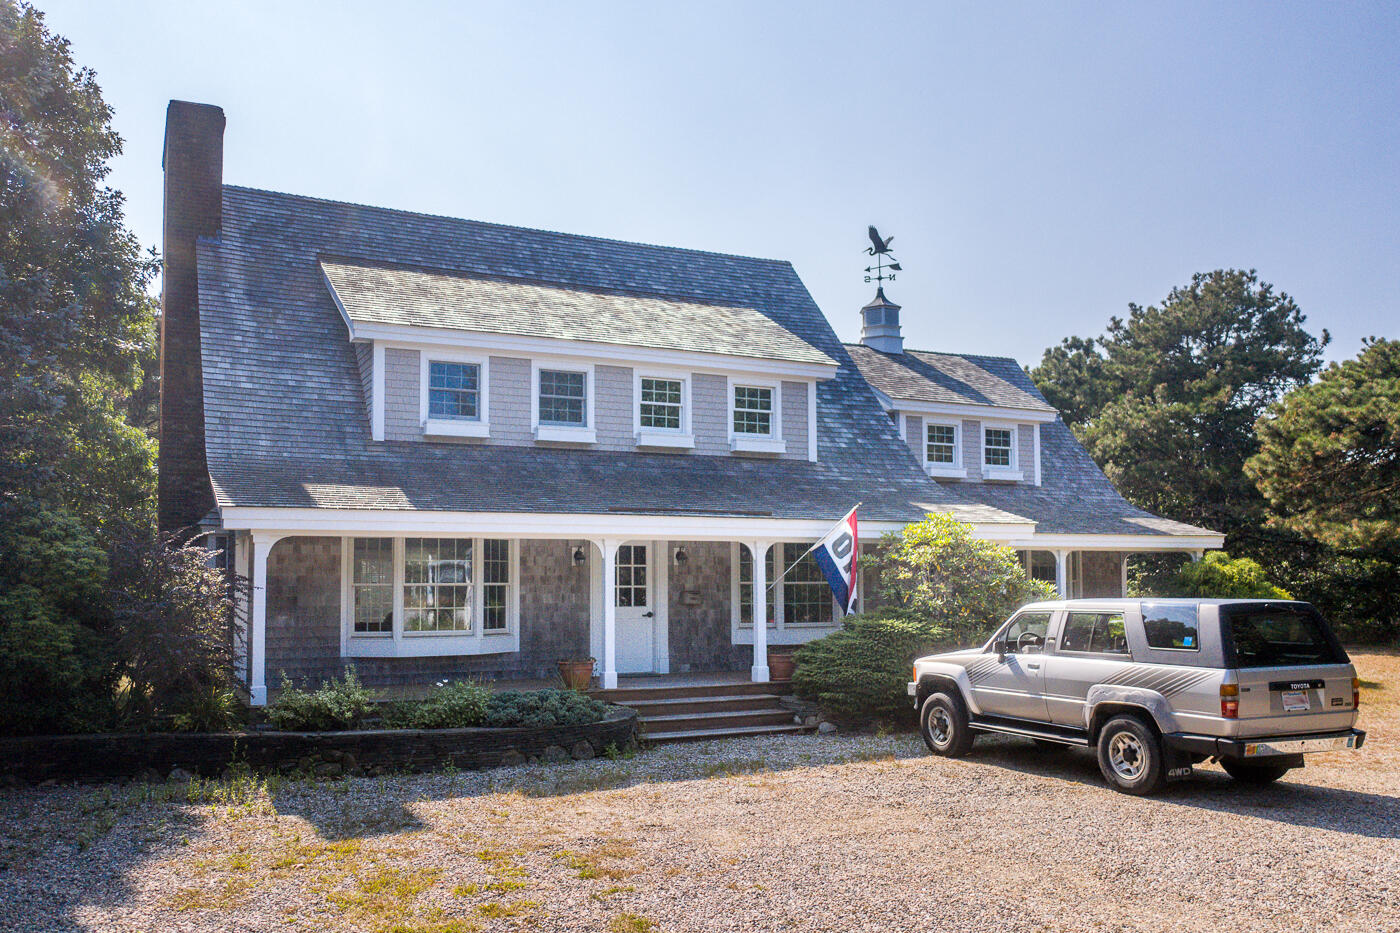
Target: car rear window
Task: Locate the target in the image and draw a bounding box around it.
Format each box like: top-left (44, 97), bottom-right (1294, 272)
top-left (1221, 604), bottom-right (1348, 668)
top-left (1142, 602), bottom-right (1200, 651)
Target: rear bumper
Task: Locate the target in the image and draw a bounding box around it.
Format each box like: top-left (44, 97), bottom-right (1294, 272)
top-left (1164, 728), bottom-right (1366, 761)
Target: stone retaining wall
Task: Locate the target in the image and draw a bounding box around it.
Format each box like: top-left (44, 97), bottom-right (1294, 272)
top-left (0, 709), bottom-right (637, 785)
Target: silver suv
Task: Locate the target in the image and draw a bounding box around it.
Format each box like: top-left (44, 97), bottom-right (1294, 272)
top-left (908, 599), bottom-right (1366, 795)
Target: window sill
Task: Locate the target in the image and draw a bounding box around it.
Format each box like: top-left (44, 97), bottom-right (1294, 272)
top-left (423, 418), bottom-right (490, 438)
top-left (730, 435), bottom-right (786, 454)
top-left (535, 425), bottom-right (596, 444)
top-left (983, 468), bottom-right (1024, 482)
top-left (926, 465), bottom-right (966, 479)
top-left (345, 634), bottom-right (518, 657)
top-left (636, 431), bottom-right (695, 449)
top-left (732, 624), bottom-right (838, 645)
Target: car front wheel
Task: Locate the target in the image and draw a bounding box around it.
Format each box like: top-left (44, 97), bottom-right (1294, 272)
top-left (1096, 715), bottom-right (1167, 795)
top-left (1220, 760), bottom-right (1292, 785)
top-left (920, 691), bottom-right (974, 758)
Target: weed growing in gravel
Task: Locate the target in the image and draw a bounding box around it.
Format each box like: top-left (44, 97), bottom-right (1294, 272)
top-left (700, 756), bottom-right (769, 778)
top-left (165, 877), bottom-right (255, 912)
top-left (475, 899), bottom-right (540, 918)
top-left (592, 885), bottom-right (636, 901)
top-left (609, 913), bottom-right (658, 933)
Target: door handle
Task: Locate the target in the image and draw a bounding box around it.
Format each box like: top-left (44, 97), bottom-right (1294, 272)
top-left (1025, 662), bottom-right (1041, 670)
top-left (642, 611), bottom-right (654, 618)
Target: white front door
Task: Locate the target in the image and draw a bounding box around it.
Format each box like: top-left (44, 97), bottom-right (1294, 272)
top-left (615, 542), bottom-right (655, 673)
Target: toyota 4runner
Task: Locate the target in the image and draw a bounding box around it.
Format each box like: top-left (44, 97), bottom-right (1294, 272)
top-left (909, 599), bottom-right (1366, 795)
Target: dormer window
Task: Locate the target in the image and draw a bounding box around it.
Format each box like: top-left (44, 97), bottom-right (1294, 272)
top-left (733, 385), bottom-right (774, 435)
top-left (984, 427), bottom-right (1014, 468)
top-left (427, 361), bottom-right (480, 421)
top-left (927, 423), bottom-right (957, 464)
top-left (640, 378), bottom-right (683, 430)
top-left (539, 369), bottom-right (587, 426)
top-left (729, 380), bottom-right (785, 454)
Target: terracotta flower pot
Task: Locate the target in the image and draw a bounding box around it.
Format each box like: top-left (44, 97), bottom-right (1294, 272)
top-left (557, 658), bottom-right (596, 691)
top-left (768, 651), bottom-right (796, 681)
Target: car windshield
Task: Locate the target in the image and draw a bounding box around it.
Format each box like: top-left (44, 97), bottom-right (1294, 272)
top-left (1221, 605), bottom-right (1348, 668)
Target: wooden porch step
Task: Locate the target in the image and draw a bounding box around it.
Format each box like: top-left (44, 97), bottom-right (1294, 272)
top-left (638, 708), bottom-right (797, 733)
top-left (592, 680), bottom-right (793, 703)
top-left (643, 722), bottom-right (810, 743)
top-left (623, 694), bottom-right (786, 716)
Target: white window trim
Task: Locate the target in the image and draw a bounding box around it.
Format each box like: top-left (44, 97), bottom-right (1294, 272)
top-left (420, 350), bottom-right (491, 438)
top-left (531, 359), bottom-right (596, 443)
top-left (342, 536), bottom-right (519, 657)
top-left (982, 421), bottom-right (1023, 481)
top-left (923, 420), bottom-right (966, 479)
top-left (729, 542), bottom-right (840, 646)
top-left (728, 377), bottom-right (785, 453)
top-left (633, 369), bottom-right (695, 449)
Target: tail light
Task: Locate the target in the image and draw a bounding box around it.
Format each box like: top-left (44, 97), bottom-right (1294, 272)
top-left (1220, 683), bottom-right (1239, 719)
top-left (1353, 676), bottom-right (1361, 710)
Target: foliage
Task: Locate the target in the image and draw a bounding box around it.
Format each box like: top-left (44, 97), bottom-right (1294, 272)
top-left (1151, 552), bottom-right (1292, 600)
top-left (1029, 269), bottom-right (1327, 548)
top-left (1247, 338), bottom-right (1400, 556)
top-left (380, 679), bottom-right (490, 730)
top-left (870, 512), bottom-right (1054, 644)
top-left (267, 669), bottom-right (376, 732)
top-left (792, 609), bottom-right (954, 720)
top-left (485, 689), bottom-right (609, 729)
top-left (169, 685), bottom-right (243, 733)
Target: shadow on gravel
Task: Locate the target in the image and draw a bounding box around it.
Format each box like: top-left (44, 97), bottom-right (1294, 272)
top-left (967, 735), bottom-right (1400, 840)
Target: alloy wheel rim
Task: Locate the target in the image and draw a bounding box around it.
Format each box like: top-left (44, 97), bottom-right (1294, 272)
top-left (1108, 732), bottom-right (1145, 780)
top-left (929, 707), bottom-right (953, 747)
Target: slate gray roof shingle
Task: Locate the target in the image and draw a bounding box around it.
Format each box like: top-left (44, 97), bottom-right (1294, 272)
top-left (197, 186), bottom-right (1028, 526)
top-left (320, 257), bottom-right (838, 367)
top-left (845, 345), bottom-right (1217, 538)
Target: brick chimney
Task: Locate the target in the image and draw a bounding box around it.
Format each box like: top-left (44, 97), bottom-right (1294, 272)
top-left (859, 287), bottom-right (903, 354)
top-left (157, 100), bottom-right (225, 535)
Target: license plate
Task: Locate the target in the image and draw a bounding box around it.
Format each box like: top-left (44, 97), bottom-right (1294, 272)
top-left (1245, 734), bottom-right (1358, 756)
top-left (1281, 690), bottom-right (1311, 711)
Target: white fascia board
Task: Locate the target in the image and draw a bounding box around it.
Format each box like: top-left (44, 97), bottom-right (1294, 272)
top-left (323, 266), bottom-right (356, 338)
top-left (1000, 532), bottom-right (1226, 551)
top-left (352, 323), bottom-right (840, 381)
top-left (885, 398), bottom-right (1059, 424)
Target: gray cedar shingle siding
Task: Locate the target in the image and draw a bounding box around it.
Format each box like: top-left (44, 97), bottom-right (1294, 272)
top-left (905, 415), bottom-right (923, 463)
top-left (320, 257), bottom-right (838, 367)
top-left (199, 186), bottom-right (1020, 524)
top-left (384, 347), bottom-right (420, 441)
top-left (779, 381), bottom-right (808, 461)
top-left (691, 374), bottom-right (729, 457)
top-left (594, 365), bottom-right (633, 451)
top-left (489, 355), bottom-right (532, 444)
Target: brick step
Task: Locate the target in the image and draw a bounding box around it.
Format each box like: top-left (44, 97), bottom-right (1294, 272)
top-left (623, 694), bottom-right (786, 717)
top-left (643, 722), bottom-right (810, 743)
top-left (593, 681), bottom-right (793, 703)
top-left (637, 708), bottom-right (796, 733)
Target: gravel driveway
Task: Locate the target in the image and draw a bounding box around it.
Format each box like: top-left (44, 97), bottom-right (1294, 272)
top-left (2, 650), bottom-right (1397, 933)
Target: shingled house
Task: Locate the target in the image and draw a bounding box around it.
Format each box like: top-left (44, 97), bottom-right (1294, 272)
top-left (158, 101), bottom-right (1220, 705)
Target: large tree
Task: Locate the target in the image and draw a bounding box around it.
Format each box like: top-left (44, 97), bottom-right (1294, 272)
top-left (1030, 269), bottom-right (1328, 547)
top-left (1247, 338), bottom-right (1400, 558)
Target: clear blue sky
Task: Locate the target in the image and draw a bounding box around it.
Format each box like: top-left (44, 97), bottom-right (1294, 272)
top-left (39, 0), bottom-right (1400, 365)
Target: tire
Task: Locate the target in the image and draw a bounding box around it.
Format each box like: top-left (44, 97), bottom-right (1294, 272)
top-left (1221, 760), bottom-right (1292, 785)
top-left (920, 691), bottom-right (975, 758)
top-left (1096, 715), bottom-right (1168, 795)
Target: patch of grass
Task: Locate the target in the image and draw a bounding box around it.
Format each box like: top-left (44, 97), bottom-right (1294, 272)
top-left (270, 837), bottom-right (364, 871)
top-left (700, 757), bottom-right (769, 778)
top-left (553, 847), bottom-right (635, 881)
top-left (609, 913), bottom-right (658, 933)
top-left (326, 866), bottom-right (443, 929)
top-left (165, 877), bottom-right (254, 912)
top-left (592, 885), bottom-right (636, 901)
top-left (381, 921), bottom-right (480, 933)
top-left (475, 899), bottom-right (540, 918)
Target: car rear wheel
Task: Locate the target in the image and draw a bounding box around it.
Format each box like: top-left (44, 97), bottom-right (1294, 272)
top-left (920, 691), bottom-right (974, 758)
top-left (1096, 715), bottom-right (1167, 796)
top-left (1220, 760), bottom-right (1292, 785)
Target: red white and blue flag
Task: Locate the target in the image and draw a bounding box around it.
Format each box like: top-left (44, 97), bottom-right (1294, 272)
top-left (776, 504), bottom-right (859, 616)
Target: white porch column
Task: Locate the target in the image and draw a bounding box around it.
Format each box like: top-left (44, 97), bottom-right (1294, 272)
top-left (1190, 549), bottom-right (1204, 562)
top-left (598, 538), bottom-right (621, 690)
top-left (1054, 549), bottom-right (1070, 599)
top-left (750, 541), bottom-right (771, 682)
top-left (248, 532), bottom-right (284, 707)
top-left (233, 532), bottom-right (251, 687)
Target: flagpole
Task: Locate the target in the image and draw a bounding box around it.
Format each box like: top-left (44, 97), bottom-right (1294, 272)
top-left (766, 503), bottom-right (861, 591)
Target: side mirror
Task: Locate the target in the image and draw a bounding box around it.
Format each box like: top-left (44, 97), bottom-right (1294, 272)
top-left (995, 640), bottom-right (1010, 661)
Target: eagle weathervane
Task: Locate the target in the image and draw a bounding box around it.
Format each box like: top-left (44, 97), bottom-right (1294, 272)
top-left (863, 225), bottom-right (903, 285)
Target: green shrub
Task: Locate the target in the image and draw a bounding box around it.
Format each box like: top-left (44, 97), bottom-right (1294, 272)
top-left (169, 685), bottom-right (244, 733)
top-left (267, 668), bottom-right (375, 731)
top-left (379, 679), bottom-right (490, 729)
top-left (486, 689), bottom-right (609, 729)
top-left (1163, 552), bottom-right (1292, 600)
top-left (792, 609), bottom-right (956, 720)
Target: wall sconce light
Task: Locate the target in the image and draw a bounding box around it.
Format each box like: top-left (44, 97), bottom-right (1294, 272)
top-left (673, 546), bottom-right (689, 567)
top-left (572, 545), bottom-right (587, 566)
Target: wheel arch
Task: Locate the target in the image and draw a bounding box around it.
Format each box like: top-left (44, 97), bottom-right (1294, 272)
top-left (914, 665), bottom-right (976, 714)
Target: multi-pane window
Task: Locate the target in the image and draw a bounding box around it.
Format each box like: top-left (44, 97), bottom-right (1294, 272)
top-left (427, 361), bottom-right (480, 420)
top-left (733, 385), bottom-right (773, 435)
top-left (539, 370), bottom-right (587, 426)
top-left (482, 539), bottom-right (510, 632)
top-left (352, 538), bottom-right (394, 634)
top-left (926, 423), bottom-right (957, 464)
top-left (984, 427), bottom-right (1014, 468)
top-left (781, 543), bottom-right (832, 625)
top-left (639, 377), bottom-right (683, 430)
top-left (737, 545), bottom-right (778, 627)
top-left (404, 538), bottom-right (473, 633)
top-left (615, 545), bottom-right (648, 608)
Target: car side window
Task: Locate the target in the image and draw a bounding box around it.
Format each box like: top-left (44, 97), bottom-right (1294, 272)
top-left (1001, 611), bottom-right (1051, 653)
top-left (1142, 602), bottom-right (1200, 650)
top-left (1061, 612), bottom-right (1130, 656)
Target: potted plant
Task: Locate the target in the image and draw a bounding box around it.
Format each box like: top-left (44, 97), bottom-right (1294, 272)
top-left (557, 657), bottom-right (596, 691)
top-left (767, 649), bottom-right (796, 681)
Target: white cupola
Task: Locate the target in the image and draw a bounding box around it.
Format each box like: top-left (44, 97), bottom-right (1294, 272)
top-left (859, 287), bottom-right (903, 354)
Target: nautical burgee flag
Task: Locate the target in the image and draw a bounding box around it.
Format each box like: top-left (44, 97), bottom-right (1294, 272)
top-left (772, 505), bottom-right (860, 616)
